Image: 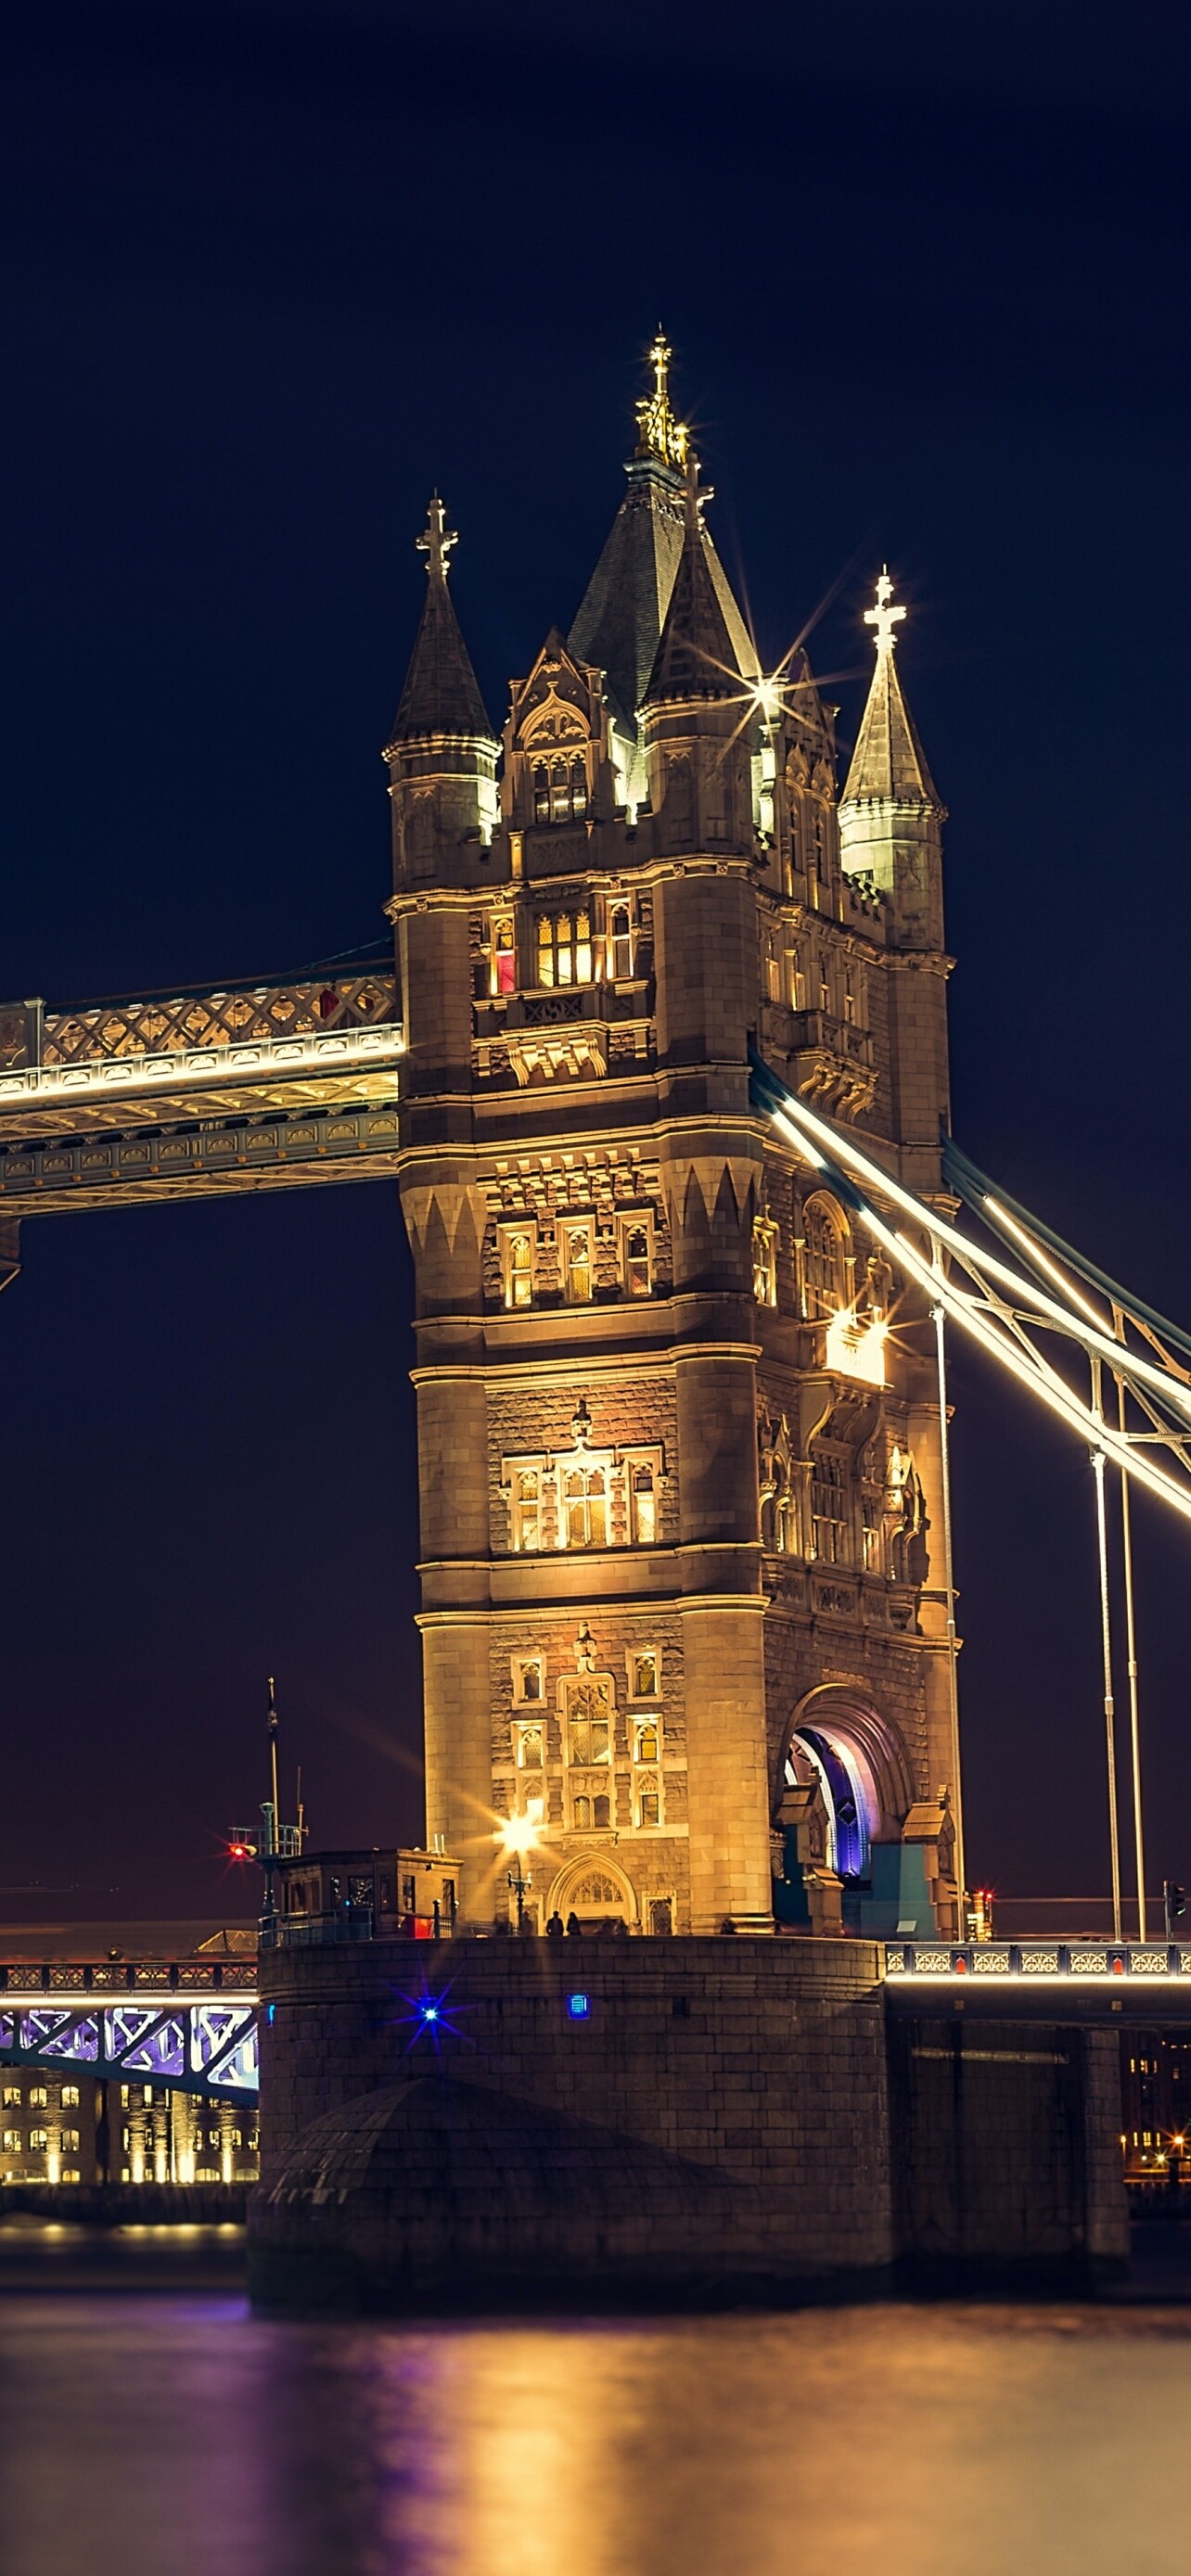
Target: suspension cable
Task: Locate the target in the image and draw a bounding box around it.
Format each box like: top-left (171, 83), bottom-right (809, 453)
top-left (931, 1289), bottom-right (966, 1935)
top-left (1091, 1411), bottom-right (1123, 1943)
top-left (1116, 1354), bottom-right (1146, 1940)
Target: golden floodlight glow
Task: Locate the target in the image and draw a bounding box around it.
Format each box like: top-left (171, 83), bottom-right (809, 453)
top-left (825, 1306), bottom-right (888, 1386)
top-left (498, 1814), bottom-right (540, 1859)
top-left (752, 676), bottom-right (784, 724)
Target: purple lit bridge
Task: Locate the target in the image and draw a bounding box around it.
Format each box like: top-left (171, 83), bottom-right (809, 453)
top-left (0, 1958), bottom-right (260, 2099)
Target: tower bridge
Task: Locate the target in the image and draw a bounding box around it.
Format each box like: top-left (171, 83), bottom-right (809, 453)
top-left (3, 338), bottom-right (1186, 1962)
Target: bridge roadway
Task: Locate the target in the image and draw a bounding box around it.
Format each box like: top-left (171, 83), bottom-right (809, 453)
top-left (0, 1957), bottom-right (260, 2098)
top-left (888, 1940), bottom-right (1191, 2021)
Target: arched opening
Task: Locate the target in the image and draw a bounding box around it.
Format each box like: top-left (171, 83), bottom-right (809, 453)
top-left (548, 1856), bottom-right (636, 1932)
top-left (786, 1729), bottom-right (870, 1880)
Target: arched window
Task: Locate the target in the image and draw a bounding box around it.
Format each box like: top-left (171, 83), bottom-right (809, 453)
top-left (636, 1776), bottom-right (660, 1829)
top-left (505, 1231), bottom-right (533, 1310)
top-left (609, 904), bottom-right (634, 980)
top-left (572, 1794), bottom-right (591, 1830)
top-left (810, 1446), bottom-right (851, 1564)
top-left (494, 920), bottom-right (516, 994)
top-left (561, 1224), bottom-right (593, 1304)
top-left (803, 1197), bottom-right (847, 1318)
top-left (533, 763), bottom-right (550, 823)
top-left (593, 1792), bottom-right (611, 1830)
top-left (573, 909), bottom-right (592, 983)
top-left (516, 1725), bottom-right (544, 1769)
top-left (570, 757), bottom-right (588, 821)
top-left (514, 1470), bottom-right (540, 1551)
top-left (630, 1465), bottom-right (656, 1545)
top-left (564, 1467), bottom-right (608, 1549)
top-left (567, 1687), bottom-right (610, 1766)
top-left (624, 1225), bottom-right (651, 1297)
top-left (634, 1718), bottom-right (660, 1764)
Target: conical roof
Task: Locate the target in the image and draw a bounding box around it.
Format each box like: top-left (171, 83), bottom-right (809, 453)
top-left (842, 574), bottom-right (940, 805)
top-left (642, 480), bottom-right (744, 706)
top-left (387, 496), bottom-right (495, 748)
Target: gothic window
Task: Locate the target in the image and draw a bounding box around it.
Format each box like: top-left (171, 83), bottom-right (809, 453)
top-left (630, 1650), bottom-right (659, 1699)
top-left (564, 1467), bottom-right (608, 1549)
top-left (514, 1657), bottom-right (544, 1703)
top-left (622, 1220), bottom-right (652, 1298)
top-left (560, 1221), bottom-right (594, 1304)
top-left (629, 1465), bottom-right (656, 1544)
top-left (650, 1897), bottom-right (673, 1933)
top-left (811, 1447), bottom-right (851, 1564)
top-left (28, 2088), bottom-right (47, 2110)
top-left (28, 2129), bottom-right (48, 2152)
top-left (788, 950), bottom-right (805, 1011)
top-left (536, 911), bottom-right (594, 988)
top-left (572, 1794), bottom-right (591, 1830)
top-left (813, 812), bottom-right (826, 881)
top-left (533, 763), bottom-right (550, 823)
top-left (609, 903), bottom-right (634, 980)
top-left (494, 918), bottom-right (517, 995)
top-left (752, 1218), bottom-right (778, 1307)
top-left (803, 1197), bottom-right (848, 1318)
top-left (634, 1717), bottom-right (660, 1764)
top-left (61, 2086), bottom-right (80, 2109)
top-left (567, 1683), bottom-right (611, 1766)
top-left (862, 1494), bottom-right (883, 1574)
top-left (502, 1227), bottom-right (534, 1310)
top-left (763, 932), bottom-right (780, 1001)
top-left (843, 975), bottom-right (856, 1026)
top-left (2, 2131), bottom-right (19, 2154)
top-left (511, 1470), bottom-right (541, 1551)
top-left (636, 1775), bottom-right (660, 1828)
top-left (515, 1724), bottom-right (544, 1769)
top-left (819, 966), bottom-right (831, 1014)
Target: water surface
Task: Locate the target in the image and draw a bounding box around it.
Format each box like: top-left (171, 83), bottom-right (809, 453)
top-left (3, 2261), bottom-right (1189, 2574)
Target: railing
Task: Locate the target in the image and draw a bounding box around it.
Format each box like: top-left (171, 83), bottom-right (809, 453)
top-left (887, 1941), bottom-right (1191, 1983)
top-left (37, 971), bottom-right (398, 1067)
top-left (261, 1910), bottom-right (449, 1950)
top-left (0, 1958), bottom-right (256, 1992)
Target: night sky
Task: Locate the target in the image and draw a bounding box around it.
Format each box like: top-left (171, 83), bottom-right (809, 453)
top-left (1, 2), bottom-right (1188, 1926)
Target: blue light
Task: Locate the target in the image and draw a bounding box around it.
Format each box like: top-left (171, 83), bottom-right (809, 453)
top-left (421, 2003), bottom-right (440, 2023)
top-left (267, 2005), bottom-right (275, 2025)
top-left (567, 1993), bottom-right (590, 2020)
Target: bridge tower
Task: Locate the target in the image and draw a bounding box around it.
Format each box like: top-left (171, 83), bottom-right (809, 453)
top-left (386, 349), bottom-right (960, 1937)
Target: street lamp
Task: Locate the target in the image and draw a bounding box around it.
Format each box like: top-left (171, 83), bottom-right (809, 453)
top-left (499, 1815), bottom-right (540, 1932)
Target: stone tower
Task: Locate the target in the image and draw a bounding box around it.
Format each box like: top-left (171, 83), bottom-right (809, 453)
top-left (386, 344), bottom-right (961, 1939)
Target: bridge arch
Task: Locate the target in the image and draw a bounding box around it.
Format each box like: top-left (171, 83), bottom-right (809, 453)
top-left (781, 1684), bottom-right (913, 1881)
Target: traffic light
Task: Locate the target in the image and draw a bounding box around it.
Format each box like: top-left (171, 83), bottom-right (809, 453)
top-left (227, 1827), bottom-right (257, 1862)
top-left (1164, 1880), bottom-right (1185, 1938)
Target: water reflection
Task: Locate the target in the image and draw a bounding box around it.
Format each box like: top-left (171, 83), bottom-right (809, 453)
top-left (4, 2278), bottom-right (1191, 2576)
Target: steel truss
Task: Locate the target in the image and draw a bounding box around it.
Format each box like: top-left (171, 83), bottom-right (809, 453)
top-left (0, 1998), bottom-right (259, 2098)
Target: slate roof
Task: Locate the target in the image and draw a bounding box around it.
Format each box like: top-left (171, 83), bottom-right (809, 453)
top-left (387, 564), bottom-right (495, 746)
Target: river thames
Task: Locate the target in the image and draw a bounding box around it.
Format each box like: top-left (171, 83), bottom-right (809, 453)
top-left (2, 2233), bottom-right (1190, 2575)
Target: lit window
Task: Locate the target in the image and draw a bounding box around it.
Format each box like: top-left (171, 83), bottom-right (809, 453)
top-left (535, 755), bottom-right (587, 824)
top-left (503, 1230), bottom-right (534, 1310)
top-left (609, 903), bottom-right (634, 980)
top-left (862, 1494), bottom-right (883, 1573)
top-left (573, 1793), bottom-right (591, 1830)
top-left (788, 952), bottom-right (804, 1011)
top-left (516, 1724), bottom-right (544, 1770)
top-left (561, 1223), bottom-right (593, 1304)
top-left (564, 1467), bottom-right (608, 1549)
top-left (819, 971), bottom-right (831, 1013)
top-left (843, 977), bottom-right (856, 1026)
top-left (630, 1465), bottom-right (656, 1545)
top-left (631, 1651), bottom-right (658, 1699)
top-left (28, 2088), bottom-right (47, 2110)
top-left (28, 2128), bottom-right (48, 2151)
top-left (536, 912), bottom-right (594, 988)
top-left (634, 1719), bottom-right (660, 1764)
top-left (60, 2085), bottom-right (81, 2108)
top-left (515, 1658), bottom-right (544, 1702)
top-left (803, 1197), bottom-right (847, 1317)
top-left (567, 1688), bottom-right (610, 1766)
top-left (764, 935), bottom-right (780, 1001)
top-left (512, 1470), bottom-right (541, 1552)
top-left (636, 1776), bottom-right (660, 1828)
top-left (622, 1222), bottom-right (651, 1298)
top-left (493, 919), bottom-right (517, 995)
top-left (2, 2087), bottom-right (19, 2107)
top-left (533, 762), bottom-right (550, 823)
top-left (752, 1218), bottom-right (777, 1307)
top-left (61, 2128), bottom-right (81, 2153)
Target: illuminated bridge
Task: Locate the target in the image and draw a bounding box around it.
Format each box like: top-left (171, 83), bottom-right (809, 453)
top-left (0, 1958), bottom-right (260, 2100)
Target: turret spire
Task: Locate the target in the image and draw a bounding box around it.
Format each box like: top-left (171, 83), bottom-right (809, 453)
top-left (387, 494), bottom-right (495, 748)
top-left (642, 449), bottom-right (741, 706)
top-left (635, 327), bottom-right (689, 472)
top-left (842, 570), bottom-right (940, 807)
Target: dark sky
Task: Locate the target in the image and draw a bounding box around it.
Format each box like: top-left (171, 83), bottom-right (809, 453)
top-left (1, 0), bottom-right (1188, 1925)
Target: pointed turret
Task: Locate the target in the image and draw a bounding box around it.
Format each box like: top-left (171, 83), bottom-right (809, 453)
top-left (839, 571), bottom-right (950, 1186)
top-left (386, 494), bottom-right (495, 748)
top-left (643, 457), bottom-right (742, 706)
top-left (569, 337), bottom-right (756, 806)
top-left (384, 497), bottom-right (500, 892)
top-left (841, 570), bottom-right (940, 808)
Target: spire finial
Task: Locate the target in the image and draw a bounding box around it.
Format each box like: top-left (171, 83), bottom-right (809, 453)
top-left (635, 328), bottom-right (689, 471)
top-left (864, 566), bottom-right (906, 656)
top-left (416, 491), bottom-right (457, 583)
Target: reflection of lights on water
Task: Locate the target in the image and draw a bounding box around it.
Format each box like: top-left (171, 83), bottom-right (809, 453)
top-left (825, 1307), bottom-right (887, 1386)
